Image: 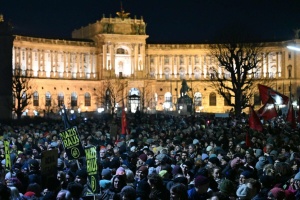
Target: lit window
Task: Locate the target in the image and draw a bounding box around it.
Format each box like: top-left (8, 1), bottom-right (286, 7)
top-left (84, 93), bottom-right (91, 107)
top-left (33, 91), bottom-right (39, 106)
top-left (45, 92), bottom-right (51, 106)
top-left (71, 92), bottom-right (77, 107)
top-left (58, 93), bottom-right (64, 107)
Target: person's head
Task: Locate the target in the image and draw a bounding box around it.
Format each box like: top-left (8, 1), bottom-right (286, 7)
top-left (136, 166), bottom-right (148, 181)
top-left (100, 148), bottom-right (106, 158)
top-left (212, 167), bottom-right (221, 180)
top-left (56, 189), bottom-right (68, 200)
top-left (66, 182), bottom-right (83, 199)
top-left (112, 175), bottom-right (127, 191)
top-left (194, 175), bottom-right (210, 194)
top-left (188, 144), bottom-right (196, 154)
top-left (120, 186), bottom-right (136, 200)
top-left (181, 151), bottom-right (188, 161)
top-left (75, 169), bottom-right (88, 185)
top-left (170, 183), bottom-right (188, 200)
top-left (147, 173), bottom-right (164, 189)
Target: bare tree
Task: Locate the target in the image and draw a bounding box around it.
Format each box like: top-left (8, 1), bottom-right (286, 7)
top-left (12, 69), bottom-right (32, 119)
top-left (96, 79), bottom-right (128, 113)
top-left (209, 42), bottom-right (265, 116)
top-left (137, 80), bottom-right (154, 112)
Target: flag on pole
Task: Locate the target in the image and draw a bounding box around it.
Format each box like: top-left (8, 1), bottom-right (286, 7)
top-left (121, 104), bottom-right (127, 135)
top-left (62, 105), bottom-right (71, 129)
top-left (257, 97), bottom-right (278, 120)
top-left (249, 106), bottom-right (263, 132)
top-left (258, 84), bottom-right (289, 105)
top-left (286, 103), bottom-right (296, 129)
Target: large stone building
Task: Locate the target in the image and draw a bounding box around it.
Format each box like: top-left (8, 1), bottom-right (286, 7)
top-left (4, 10), bottom-right (300, 118)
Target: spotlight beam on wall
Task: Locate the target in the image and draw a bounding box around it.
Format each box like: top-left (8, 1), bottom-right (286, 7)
top-left (287, 46), bottom-right (300, 51)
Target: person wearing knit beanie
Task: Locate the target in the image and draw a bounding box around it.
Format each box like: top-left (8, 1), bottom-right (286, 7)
top-left (219, 179), bottom-right (235, 196)
top-left (187, 175), bottom-right (210, 200)
top-left (268, 187), bottom-right (285, 200)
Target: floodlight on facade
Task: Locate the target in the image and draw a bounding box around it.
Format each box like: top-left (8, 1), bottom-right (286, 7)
top-left (287, 46), bottom-right (300, 51)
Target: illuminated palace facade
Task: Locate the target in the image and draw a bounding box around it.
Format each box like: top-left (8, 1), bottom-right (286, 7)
top-left (11, 13), bottom-right (300, 117)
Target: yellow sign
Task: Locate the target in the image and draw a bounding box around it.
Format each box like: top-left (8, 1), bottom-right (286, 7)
top-left (59, 127), bottom-right (80, 148)
top-left (4, 141), bottom-right (11, 170)
top-left (59, 127), bottom-right (85, 160)
top-left (85, 146), bottom-right (98, 194)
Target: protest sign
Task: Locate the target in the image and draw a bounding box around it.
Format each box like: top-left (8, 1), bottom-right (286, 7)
top-left (4, 140), bottom-right (11, 171)
top-left (85, 146), bottom-right (99, 194)
top-left (59, 127), bottom-right (85, 160)
top-left (41, 149), bottom-right (58, 188)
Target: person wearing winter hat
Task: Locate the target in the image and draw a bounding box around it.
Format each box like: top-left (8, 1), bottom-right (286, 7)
top-left (239, 170), bottom-right (252, 185)
top-left (219, 179), bottom-right (235, 197)
top-left (255, 149), bottom-right (263, 158)
top-left (137, 153), bottom-right (147, 168)
top-left (116, 166), bottom-right (126, 175)
top-left (101, 168), bottom-right (112, 180)
top-left (268, 187), bottom-right (286, 200)
top-left (187, 175), bottom-right (210, 200)
top-left (135, 165), bottom-right (151, 200)
top-left (252, 175), bottom-right (274, 199)
top-left (236, 178), bottom-right (259, 200)
top-left (255, 156), bottom-right (267, 171)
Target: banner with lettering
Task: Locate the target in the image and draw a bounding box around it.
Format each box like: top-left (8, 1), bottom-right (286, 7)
top-left (85, 146), bottom-right (99, 194)
top-left (59, 127), bottom-right (85, 160)
top-left (4, 140), bottom-right (11, 171)
top-left (41, 149), bottom-right (58, 188)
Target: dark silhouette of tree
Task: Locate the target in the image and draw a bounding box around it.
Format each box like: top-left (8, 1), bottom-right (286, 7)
top-left (95, 79), bottom-right (128, 114)
top-left (209, 42), bottom-right (264, 116)
top-left (12, 69), bottom-right (32, 119)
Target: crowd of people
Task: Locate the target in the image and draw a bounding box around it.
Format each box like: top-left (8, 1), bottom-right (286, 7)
top-left (0, 113), bottom-right (300, 200)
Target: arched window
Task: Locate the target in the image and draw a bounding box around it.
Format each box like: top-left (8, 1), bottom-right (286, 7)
top-left (71, 92), bottom-right (77, 107)
top-left (45, 92), bottom-right (51, 106)
top-left (84, 93), bottom-right (91, 107)
top-left (58, 92), bottom-right (64, 107)
top-left (164, 92), bottom-right (172, 110)
top-left (33, 91), bottom-right (39, 106)
top-left (116, 48), bottom-right (126, 54)
top-left (209, 92), bottom-right (217, 106)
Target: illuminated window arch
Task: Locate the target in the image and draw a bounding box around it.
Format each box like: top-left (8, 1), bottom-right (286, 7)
top-left (116, 48), bottom-right (128, 54)
top-left (209, 92), bottom-right (217, 106)
top-left (45, 92), bottom-right (51, 106)
top-left (58, 92), bottom-right (64, 107)
top-left (84, 93), bottom-right (91, 106)
top-left (33, 91), bottom-right (39, 106)
top-left (71, 92), bottom-right (77, 107)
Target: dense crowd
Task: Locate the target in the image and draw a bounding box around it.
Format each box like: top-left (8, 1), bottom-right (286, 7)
top-left (0, 113), bottom-right (300, 200)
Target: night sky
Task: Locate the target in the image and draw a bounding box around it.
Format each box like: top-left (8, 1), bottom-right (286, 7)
top-left (1, 0), bottom-right (300, 43)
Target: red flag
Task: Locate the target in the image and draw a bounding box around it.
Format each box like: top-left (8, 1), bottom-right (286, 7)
top-left (121, 105), bottom-right (127, 135)
top-left (257, 97), bottom-right (278, 120)
top-left (249, 106), bottom-right (263, 132)
top-left (286, 103), bottom-right (296, 129)
top-left (258, 84), bottom-right (289, 105)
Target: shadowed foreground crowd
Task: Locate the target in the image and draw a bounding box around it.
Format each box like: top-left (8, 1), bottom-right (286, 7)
top-left (0, 114), bottom-right (300, 200)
